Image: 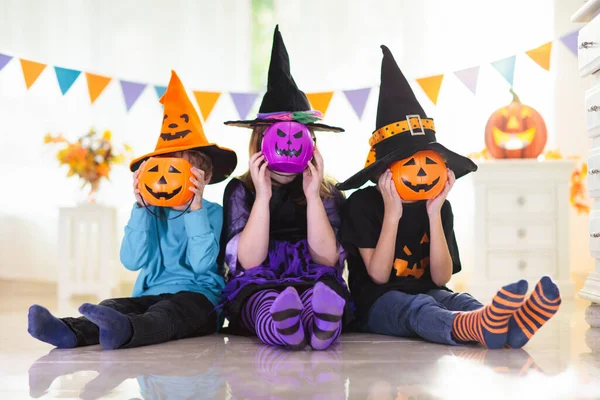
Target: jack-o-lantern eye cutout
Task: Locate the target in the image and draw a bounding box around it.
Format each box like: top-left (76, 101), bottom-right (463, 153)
top-left (261, 121), bottom-right (315, 174)
top-left (160, 113), bottom-right (193, 142)
top-left (390, 150), bottom-right (448, 201)
top-left (138, 157), bottom-right (194, 207)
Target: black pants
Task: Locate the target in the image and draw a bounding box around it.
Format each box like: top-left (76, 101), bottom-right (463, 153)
top-left (61, 291), bottom-right (217, 348)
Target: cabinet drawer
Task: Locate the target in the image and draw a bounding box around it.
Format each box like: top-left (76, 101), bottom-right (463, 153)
top-left (589, 210), bottom-right (600, 258)
top-left (486, 252), bottom-right (556, 280)
top-left (579, 15), bottom-right (600, 76)
top-left (588, 147), bottom-right (600, 198)
top-left (486, 222), bottom-right (555, 249)
top-left (586, 85), bottom-right (600, 138)
top-left (486, 187), bottom-right (555, 217)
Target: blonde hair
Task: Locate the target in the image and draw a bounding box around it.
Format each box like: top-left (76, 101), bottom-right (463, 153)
top-left (239, 125), bottom-right (337, 201)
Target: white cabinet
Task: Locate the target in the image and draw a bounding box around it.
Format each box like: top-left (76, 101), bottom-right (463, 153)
top-left (471, 160), bottom-right (575, 301)
top-left (574, 1), bottom-right (600, 336)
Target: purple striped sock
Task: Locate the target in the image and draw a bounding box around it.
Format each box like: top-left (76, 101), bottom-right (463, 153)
top-left (242, 289), bottom-right (307, 350)
top-left (300, 283), bottom-right (344, 351)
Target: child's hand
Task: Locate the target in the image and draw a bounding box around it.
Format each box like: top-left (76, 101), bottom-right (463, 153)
top-left (133, 161), bottom-right (145, 207)
top-left (379, 170), bottom-right (402, 221)
top-left (189, 167), bottom-right (207, 212)
top-left (303, 147), bottom-right (324, 202)
top-left (249, 151), bottom-right (272, 201)
top-left (426, 169), bottom-right (455, 216)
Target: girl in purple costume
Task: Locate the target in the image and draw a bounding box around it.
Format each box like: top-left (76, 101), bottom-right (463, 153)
top-left (220, 126), bottom-right (351, 351)
top-left (220, 26), bottom-right (352, 351)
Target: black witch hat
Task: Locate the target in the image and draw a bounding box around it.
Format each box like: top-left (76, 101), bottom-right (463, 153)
top-left (224, 25), bottom-right (344, 132)
top-left (336, 45), bottom-right (477, 191)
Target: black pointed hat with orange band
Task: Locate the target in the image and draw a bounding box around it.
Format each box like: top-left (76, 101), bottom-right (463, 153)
top-left (130, 71), bottom-right (237, 184)
top-left (336, 45), bottom-right (477, 191)
top-left (224, 25), bottom-right (343, 132)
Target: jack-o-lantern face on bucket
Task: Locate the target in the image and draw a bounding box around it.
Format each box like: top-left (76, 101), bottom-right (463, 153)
top-left (390, 150), bottom-right (448, 201)
top-left (160, 113), bottom-right (193, 142)
top-left (138, 157), bottom-right (194, 207)
top-left (261, 122), bottom-right (315, 174)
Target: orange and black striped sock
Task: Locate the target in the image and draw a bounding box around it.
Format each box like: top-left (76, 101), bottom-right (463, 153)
top-left (507, 276), bottom-right (561, 349)
top-left (451, 280), bottom-right (528, 349)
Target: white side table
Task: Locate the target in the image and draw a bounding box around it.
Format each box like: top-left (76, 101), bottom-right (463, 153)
top-left (58, 204), bottom-right (118, 300)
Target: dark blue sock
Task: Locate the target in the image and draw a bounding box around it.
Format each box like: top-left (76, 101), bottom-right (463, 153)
top-left (78, 303), bottom-right (132, 350)
top-left (28, 305), bottom-right (77, 348)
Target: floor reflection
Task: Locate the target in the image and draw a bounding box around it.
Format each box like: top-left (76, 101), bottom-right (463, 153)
top-left (23, 335), bottom-right (600, 400)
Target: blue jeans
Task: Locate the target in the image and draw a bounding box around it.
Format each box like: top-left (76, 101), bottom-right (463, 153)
top-left (364, 290), bottom-right (483, 345)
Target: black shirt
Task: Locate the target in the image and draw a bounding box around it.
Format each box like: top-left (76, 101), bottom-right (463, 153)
top-left (340, 186), bottom-right (462, 321)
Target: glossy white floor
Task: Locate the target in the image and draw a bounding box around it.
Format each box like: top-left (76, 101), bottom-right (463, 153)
top-left (1, 283), bottom-right (600, 400)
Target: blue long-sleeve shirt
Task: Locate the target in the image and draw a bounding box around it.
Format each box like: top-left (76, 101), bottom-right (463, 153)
top-left (119, 200), bottom-right (225, 307)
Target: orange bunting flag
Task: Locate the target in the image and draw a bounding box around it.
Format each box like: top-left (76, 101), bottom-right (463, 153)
top-left (526, 42), bottom-right (552, 71)
top-left (193, 91), bottom-right (221, 122)
top-left (307, 92), bottom-right (334, 115)
top-left (85, 73), bottom-right (112, 104)
top-left (416, 75), bottom-right (444, 105)
top-left (20, 59), bottom-right (47, 89)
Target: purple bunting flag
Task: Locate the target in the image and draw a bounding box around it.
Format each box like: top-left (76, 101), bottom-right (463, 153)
top-left (120, 80), bottom-right (147, 111)
top-left (230, 92), bottom-right (259, 120)
top-left (0, 53), bottom-right (12, 72)
top-left (343, 88), bottom-right (371, 119)
top-left (454, 66), bottom-right (480, 95)
top-left (560, 30), bottom-right (580, 57)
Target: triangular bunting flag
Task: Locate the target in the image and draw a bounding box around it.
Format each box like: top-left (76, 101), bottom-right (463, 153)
top-left (0, 54), bottom-right (12, 72)
top-left (230, 92), bottom-right (259, 120)
top-left (526, 42), bottom-right (552, 71)
top-left (20, 59), bottom-right (47, 89)
top-left (307, 92), bottom-right (334, 115)
top-left (454, 66), bottom-right (480, 95)
top-left (193, 91), bottom-right (222, 122)
top-left (85, 72), bottom-right (111, 104)
top-left (154, 85), bottom-right (166, 100)
top-left (491, 56), bottom-right (516, 86)
top-left (560, 30), bottom-right (579, 57)
top-left (120, 80), bottom-right (147, 111)
top-left (343, 88), bottom-right (371, 119)
top-left (416, 74), bottom-right (444, 105)
top-left (54, 66), bottom-right (81, 95)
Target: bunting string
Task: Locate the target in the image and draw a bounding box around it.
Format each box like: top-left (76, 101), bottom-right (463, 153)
top-left (0, 30), bottom-right (579, 119)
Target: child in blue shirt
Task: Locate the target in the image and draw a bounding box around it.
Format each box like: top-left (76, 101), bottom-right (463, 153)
top-left (27, 71), bottom-right (238, 350)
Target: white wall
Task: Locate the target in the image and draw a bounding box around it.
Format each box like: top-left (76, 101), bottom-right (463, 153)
top-left (0, 0), bottom-right (252, 282)
top-left (0, 0), bottom-right (593, 288)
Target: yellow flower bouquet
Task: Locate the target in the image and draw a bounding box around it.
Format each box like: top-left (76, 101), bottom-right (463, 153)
top-left (44, 129), bottom-right (133, 201)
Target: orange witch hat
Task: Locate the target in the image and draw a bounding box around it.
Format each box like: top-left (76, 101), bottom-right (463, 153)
top-left (130, 70), bottom-right (237, 184)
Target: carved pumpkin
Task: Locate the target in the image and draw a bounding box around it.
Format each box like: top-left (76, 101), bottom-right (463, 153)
top-left (138, 157), bottom-right (194, 207)
top-left (485, 89), bottom-right (547, 159)
top-left (390, 150), bottom-right (448, 201)
top-left (261, 121), bottom-right (315, 174)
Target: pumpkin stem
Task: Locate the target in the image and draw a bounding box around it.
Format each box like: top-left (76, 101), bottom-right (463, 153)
top-left (509, 88), bottom-right (521, 104)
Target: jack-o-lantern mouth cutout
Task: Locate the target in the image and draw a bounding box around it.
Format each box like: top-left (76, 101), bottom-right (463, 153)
top-left (138, 157), bottom-right (194, 207)
top-left (491, 127), bottom-right (536, 150)
top-left (144, 185), bottom-right (182, 200)
top-left (160, 113), bottom-right (192, 142)
top-left (401, 177), bottom-right (441, 193)
top-left (262, 122), bottom-right (315, 174)
top-left (390, 150), bottom-right (447, 201)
